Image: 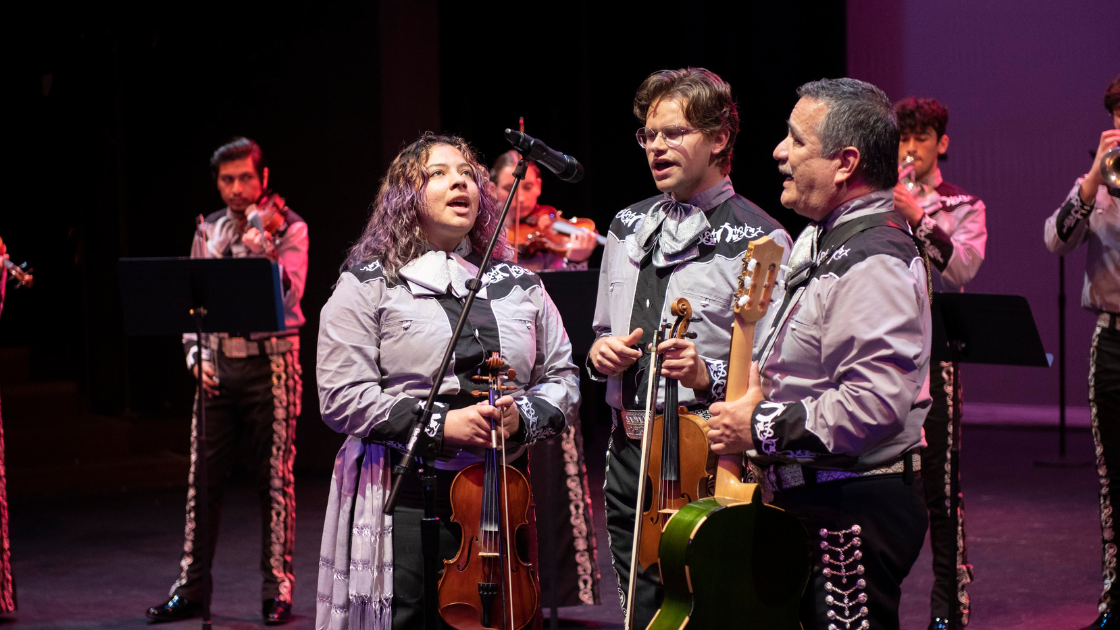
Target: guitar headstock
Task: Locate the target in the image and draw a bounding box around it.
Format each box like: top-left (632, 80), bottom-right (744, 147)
top-left (733, 236), bottom-right (784, 325)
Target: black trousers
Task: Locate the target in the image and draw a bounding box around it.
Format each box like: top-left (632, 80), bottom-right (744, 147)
top-left (922, 361), bottom-right (973, 623)
top-left (1091, 326), bottom-right (1120, 614)
top-left (773, 474), bottom-right (928, 630)
top-left (389, 457), bottom-right (538, 630)
top-left (604, 422), bottom-right (663, 630)
top-left (171, 343), bottom-right (300, 604)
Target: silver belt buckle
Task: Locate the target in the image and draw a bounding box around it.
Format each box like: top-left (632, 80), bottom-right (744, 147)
top-left (622, 410), bottom-right (648, 440)
top-left (224, 337), bottom-right (248, 358)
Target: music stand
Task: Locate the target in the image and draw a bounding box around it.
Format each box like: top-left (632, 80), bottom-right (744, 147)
top-left (119, 257), bottom-right (285, 630)
top-left (930, 292), bottom-right (1048, 630)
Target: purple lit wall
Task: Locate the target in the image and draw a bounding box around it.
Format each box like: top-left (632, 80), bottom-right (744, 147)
top-left (848, 0), bottom-right (1119, 406)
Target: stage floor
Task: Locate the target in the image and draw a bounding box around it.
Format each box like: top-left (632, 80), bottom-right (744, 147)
top-left (5, 424), bottom-right (1103, 629)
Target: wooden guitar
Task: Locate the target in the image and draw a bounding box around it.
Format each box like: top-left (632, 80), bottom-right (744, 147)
top-left (647, 236), bottom-right (810, 630)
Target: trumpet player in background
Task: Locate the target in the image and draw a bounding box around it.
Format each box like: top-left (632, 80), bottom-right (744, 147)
top-left (1045, 73), bottom-right (1120, 630)
top-left (892, 96), bottom-right (988, 630)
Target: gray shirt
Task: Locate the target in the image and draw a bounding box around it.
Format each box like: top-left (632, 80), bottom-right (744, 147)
top-left (316, 251), bottom-right (580, 470)
top-left (752, 191), bottom-right (932, 471)
top-left (1044, 178), bottom-right (1120, 313)
top-left (590, 178), bottom-right (793, 411)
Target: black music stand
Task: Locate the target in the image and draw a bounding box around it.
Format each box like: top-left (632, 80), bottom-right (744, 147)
top-left (119, 257), bottom-right (285, 630)
top-left (930, 292), bottom-right (1048, 630)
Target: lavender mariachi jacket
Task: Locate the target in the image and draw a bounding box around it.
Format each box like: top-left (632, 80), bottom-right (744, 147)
top-left (314, 246), bottom-right (580, 628)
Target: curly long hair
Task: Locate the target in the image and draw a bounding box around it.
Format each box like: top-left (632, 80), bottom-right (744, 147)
top-left (343, 133), bottom-right (511, 280)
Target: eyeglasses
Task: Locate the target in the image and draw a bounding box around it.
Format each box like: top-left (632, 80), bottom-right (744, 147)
top-left (635, 126), bottom-right (700, 149)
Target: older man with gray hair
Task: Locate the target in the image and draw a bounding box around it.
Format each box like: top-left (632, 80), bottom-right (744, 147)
top-left (706, 77), bottom-right (932, 629)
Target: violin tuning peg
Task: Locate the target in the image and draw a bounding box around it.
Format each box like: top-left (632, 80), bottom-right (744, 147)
top-left (689, 316), bottom-right (702, 322)
top-left (470, 390), bottom-right (487, 399)
top-left (506, 369), bottom-right (516, 379)
top-left (684, 332), bottom-right (698, 339)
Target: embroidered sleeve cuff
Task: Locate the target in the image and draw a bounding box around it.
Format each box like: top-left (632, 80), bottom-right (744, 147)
top-left (699, 356), bottom-right (727, 403)
top-left (515, 395), bottom-right (565, 444)
top-left (1055, 194), bottom-right (1093, 243)
top-left (750, 400), bottom-right (828, 458)
top-left (913, 214), bottom-right (954, 272)
top-left (363, 396), bottom-right (448, 456)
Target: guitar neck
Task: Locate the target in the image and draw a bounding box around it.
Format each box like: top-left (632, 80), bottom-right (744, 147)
top-left (714, 317), bottom-right (755, 496)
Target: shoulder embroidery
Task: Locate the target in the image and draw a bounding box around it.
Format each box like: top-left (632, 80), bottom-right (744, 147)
top-left (358, 260), bottom-right (382, 273)
top-left (700, 222), bottom-right (767, 246)
top-left (939, 194), bottom-right (974, 208)
top-left (617, 209), bottom-right (645, 228)
top-left (827, 246), bottom-right (850, 264)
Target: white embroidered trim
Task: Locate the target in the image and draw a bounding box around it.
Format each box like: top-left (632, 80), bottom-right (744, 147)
top-left (914, 215), bottom-right (944, 264)
top-left (702, 357), bottom-right (728, 401)
top-left (753, 401), bottom-right (787, 455)
top-left (617, 209), bottom-right (644, 228)
top-left (1091, 327), bottom-right (1117, 614)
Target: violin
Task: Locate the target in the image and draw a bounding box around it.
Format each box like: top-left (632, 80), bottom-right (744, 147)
top-left (439, 352), bottom-right (539, 630)
top-left (624, 298), bottom-right (716, 629)
top-left (0, 237), bottom-right (33, 288)
top-left (507, 210), bottom-right (605, 258)
top-left (244, 192), bottom-right (289, 259)
top-left (649, 237), bottom-right (809, 630)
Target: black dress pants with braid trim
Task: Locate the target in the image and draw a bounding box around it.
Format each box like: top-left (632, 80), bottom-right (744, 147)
top-left (1090, 325), bottom-right (1120, 615)
top-left (923, 361), bottom-right (973, 624)
top-left (773, 474), bottom-right (927, 630)
top-left (170, 344), bottom-right (300, 604)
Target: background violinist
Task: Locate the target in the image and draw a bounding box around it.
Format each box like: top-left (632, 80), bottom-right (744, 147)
top-left (147, 137), bottom-right (308, 625)
top-left (314, 133), bottom-right (580, 629)
top-left (491, 150), bottom-right (599, 271)
top-left (490, 150), bottom-right (605, 612)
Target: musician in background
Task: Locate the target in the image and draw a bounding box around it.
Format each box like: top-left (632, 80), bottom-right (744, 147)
top-left (491, 149), bottom-right (605, 610)
top-left (893, 96), bottom-right (988, 630)
top-left (1044, 74), bottom-right (1120, 630)
top-left (491, 151), bottom-right (599, 271)
top-left (707, 77), bottom-right (931, 629)
top-left (147, 137), bottom-right (308, 625)
top-left (587, 67), bottom-right (791, 628)
top-left (314, 133), bottom-right (579, 629)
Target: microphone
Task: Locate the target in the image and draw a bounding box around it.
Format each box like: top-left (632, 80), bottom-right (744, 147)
top-left (504, 130), bottom-right (585, 183)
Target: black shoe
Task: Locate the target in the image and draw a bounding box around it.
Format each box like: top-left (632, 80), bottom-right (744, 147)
top-left (146, 595), bottom-right (202, 623)
top-left (263, 598), bottom-right (291, 625)
top-left (1083, 610), bottom-right (1120, 630)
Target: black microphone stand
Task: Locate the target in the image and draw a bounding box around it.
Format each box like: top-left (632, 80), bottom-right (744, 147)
top-left (383, 159), bottom-right (529, 630)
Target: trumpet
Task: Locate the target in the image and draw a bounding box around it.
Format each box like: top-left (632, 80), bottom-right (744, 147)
top-left (1102, 146), bottom-right (1120, 195)
top-left (898, 155), bottom-right (918, 192)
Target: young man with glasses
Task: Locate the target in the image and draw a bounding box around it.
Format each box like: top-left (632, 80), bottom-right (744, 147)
top-left (587, 67), bottom-right (791, 628)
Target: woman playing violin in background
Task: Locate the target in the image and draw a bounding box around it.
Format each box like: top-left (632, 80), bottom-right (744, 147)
top-left (315, 133), bottom-right (580, 629)
top-left (490, 150), bottom-right (601, 271)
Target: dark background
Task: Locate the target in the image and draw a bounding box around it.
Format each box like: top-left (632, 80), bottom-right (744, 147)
top-left (1, 1), bottom-right (843, 472)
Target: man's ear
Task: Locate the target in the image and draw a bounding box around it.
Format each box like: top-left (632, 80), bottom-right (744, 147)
top-left (833, 147), bottom-right (861, 185)
top-left (262, 166), bottom-right (270, 190)
top-left (937, 134), bottom-right (950, 156)
top-left (710, 127), bottom-right (731, 161)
